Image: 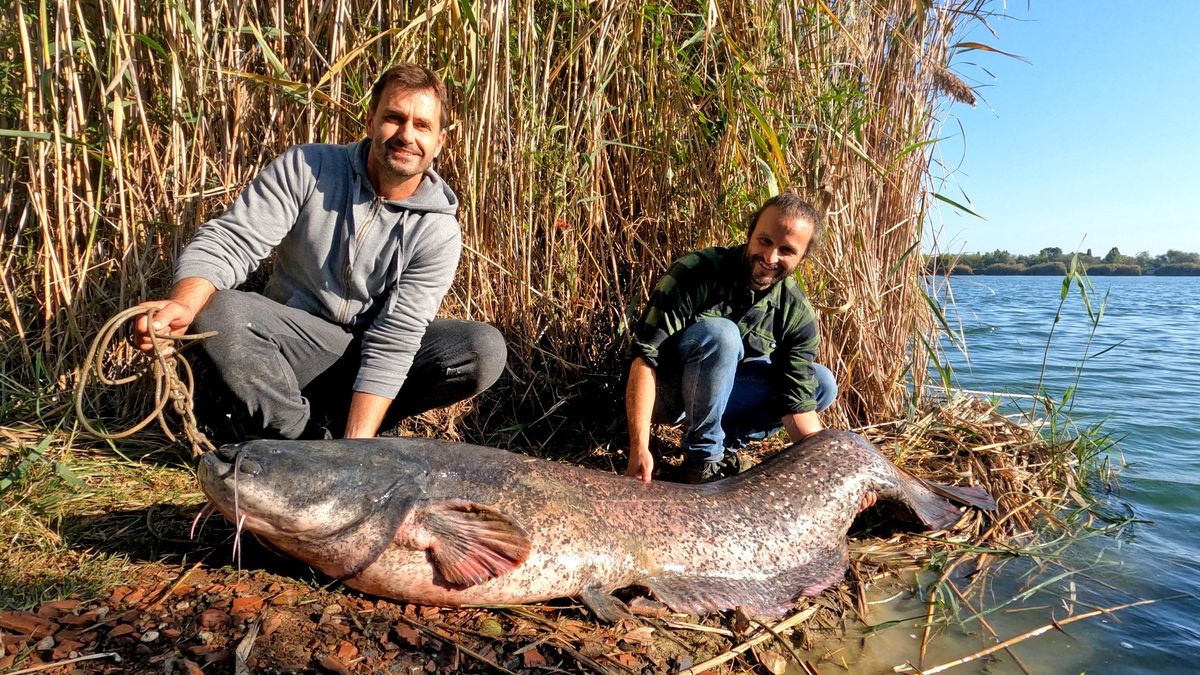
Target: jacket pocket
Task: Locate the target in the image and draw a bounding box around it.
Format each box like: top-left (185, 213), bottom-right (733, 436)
top-left (744, 330), bottom-right (776, 359)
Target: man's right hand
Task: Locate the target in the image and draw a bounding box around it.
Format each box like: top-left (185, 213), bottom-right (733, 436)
top-left (624, 447), bottom-right (654, 483)
top-left (131, 277), bottom-right (217, 354)
top-left (133, 299), bottom-right (198, 354)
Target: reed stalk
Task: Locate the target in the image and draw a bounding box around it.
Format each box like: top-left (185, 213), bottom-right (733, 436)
top-left (0, 0), bottom-right (987, 434)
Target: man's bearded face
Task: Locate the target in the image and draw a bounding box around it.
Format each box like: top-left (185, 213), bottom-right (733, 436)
top-left (745, 207), bottom-right (815, 291)
top-left (366, 85), bottom-right (445, 184)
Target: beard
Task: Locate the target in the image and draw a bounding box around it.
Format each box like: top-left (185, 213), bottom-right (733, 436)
top-left (373, 139), bottom-right (429, 179)
top-left (745, 251), bottom-right (787, 290)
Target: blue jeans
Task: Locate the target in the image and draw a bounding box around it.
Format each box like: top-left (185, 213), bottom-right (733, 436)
top-left (651, 318), bottom-right (837, 462)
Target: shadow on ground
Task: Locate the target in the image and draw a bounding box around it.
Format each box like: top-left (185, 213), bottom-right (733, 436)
top-left (56, 504), bottom-right (323, 583)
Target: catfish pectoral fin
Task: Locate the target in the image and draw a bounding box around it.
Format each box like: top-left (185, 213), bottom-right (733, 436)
top-left (415, 500), bottom-right (532, 587)
top-left (579, 586), bottom-right (633, 623)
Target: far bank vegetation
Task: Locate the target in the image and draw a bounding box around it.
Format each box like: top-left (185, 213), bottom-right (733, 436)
top-left (926, 247), bottom-right (1200, 276)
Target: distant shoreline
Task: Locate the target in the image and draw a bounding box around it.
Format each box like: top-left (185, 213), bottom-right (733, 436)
top-left (938, 268), bottom-right (1200, 277)
top-left (925, 250), bottom-right (1200, 277)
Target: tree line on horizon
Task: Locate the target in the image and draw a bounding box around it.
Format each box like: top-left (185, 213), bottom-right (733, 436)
top-left (926, 247), bottom-right (1200, 276)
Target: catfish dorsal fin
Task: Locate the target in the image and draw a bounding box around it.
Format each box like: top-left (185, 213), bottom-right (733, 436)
top-left (414, 500), bottom-right (531, 587)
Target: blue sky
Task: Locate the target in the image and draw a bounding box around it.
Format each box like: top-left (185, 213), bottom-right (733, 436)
top-left (927, 2), bottom-right (1199, 256)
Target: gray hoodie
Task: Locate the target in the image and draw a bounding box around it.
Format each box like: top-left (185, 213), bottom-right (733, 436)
top-left (175, 139), bottom-right (461, 399)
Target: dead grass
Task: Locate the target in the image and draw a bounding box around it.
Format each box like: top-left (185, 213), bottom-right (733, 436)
top-left (0, 393), bottom-right (1120, 673)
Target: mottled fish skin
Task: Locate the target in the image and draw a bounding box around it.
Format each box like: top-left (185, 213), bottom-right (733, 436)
top-left (197, 430), bottom-right (992, 617)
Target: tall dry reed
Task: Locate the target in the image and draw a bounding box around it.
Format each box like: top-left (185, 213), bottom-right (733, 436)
top-left (0, 0), bottom-right (985, 438)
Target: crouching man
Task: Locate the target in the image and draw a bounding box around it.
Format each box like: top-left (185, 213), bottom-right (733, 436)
top-left (133, 64), bottom-right (506, 440)
top-left (624, 193), bottom-right (838, 483)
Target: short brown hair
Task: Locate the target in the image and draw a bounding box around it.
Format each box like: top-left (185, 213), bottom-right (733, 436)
top-left (369, 64), bottom-right (450, 130)
top-left (746, 192), bottom-right (823, 249)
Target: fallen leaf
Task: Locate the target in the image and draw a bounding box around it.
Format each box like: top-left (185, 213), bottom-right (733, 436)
top-left (756, 648), bottom-right (788, 674)
top-left (270, 589), bottom-right (301, 606)
top-left (318, 654), bottom-right (352, 674)
top-left (0, 611), bottom-right (58, 638)
top-left (35, 600), bottom-right (81, 618)
top-left (628, 597), bottom-right (670, 618)
top-left (232, 597), bottom-right (264, 614)
top-left (620, 626), bottom-right (656, 645)
top-left (51, 639), bottom-right (84, 660)
top-left (336, 640), bottom-right (358, 660)
top-left (617, 652), bottom-right (641, 667)
top-left (522, 648), bottom-right (549, 667)
top-left (262, 611), bottom-right (283, 636)
top-left (478, 618), bottom-right (505, 638)
top-left (199, 609), bottom-right (231, 629)
top-left (108, 624), bottom-right (135, 638)
top-left (394, 623), bottom-right (423, 647)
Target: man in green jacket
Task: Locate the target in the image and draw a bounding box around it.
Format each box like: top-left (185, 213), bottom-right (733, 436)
top-left (133, 64), bottom-right (505, 441)
top-left (625, 193), bottom-right (837, 484)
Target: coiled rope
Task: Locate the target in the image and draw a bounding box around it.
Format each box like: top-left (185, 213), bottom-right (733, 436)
top-left (74, 306), bottom-right (219, 457)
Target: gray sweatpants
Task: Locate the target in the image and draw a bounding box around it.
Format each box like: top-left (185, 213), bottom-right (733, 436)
top-left (191, 289), bottom-right (506, 440)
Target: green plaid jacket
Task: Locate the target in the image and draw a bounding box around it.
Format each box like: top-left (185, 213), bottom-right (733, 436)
top-left (630, 245), bottom-right (822, 414)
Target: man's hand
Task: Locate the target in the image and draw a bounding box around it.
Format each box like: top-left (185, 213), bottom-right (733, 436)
top-left (624, 358), bottom-right (658, 483)
top-left (133, 277), bottom-right (217, 354)
top-left (859, 491), bottom-right (877, 512)
top-left (625, 447), bottom-right (654, 483)
top-left (133, 300), bottom-right (197, 355)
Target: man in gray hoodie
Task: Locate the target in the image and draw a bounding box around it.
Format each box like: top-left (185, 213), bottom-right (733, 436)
top-left (133, 64), bottom-right (505, 440)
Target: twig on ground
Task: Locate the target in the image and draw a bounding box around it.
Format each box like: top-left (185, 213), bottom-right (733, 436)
top-left (895, 596), bottom-right (1178, 674)
top-left (394, 613), bottom-right (518, 675)
top-left (751, 615), bottom-right (809, 671)
top-left (947, 579), bottom-right (1033, 675)
top-left (6, 652), bottom-right (119, 675)
top-left (678, 606), bottom-right (819, 675)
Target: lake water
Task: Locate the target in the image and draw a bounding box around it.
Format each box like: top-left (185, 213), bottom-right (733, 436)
top-left (913, 275), bottom-right (1200, 672)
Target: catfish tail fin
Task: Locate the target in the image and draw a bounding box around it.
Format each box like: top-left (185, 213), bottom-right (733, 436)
top-left (912, 475), bottom-right (997, 512)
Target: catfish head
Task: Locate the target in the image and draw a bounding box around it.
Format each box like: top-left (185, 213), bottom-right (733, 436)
top-left (197, 439), bottom-right (532, 588)
top-left (198, 439), bottom-right (431, 580)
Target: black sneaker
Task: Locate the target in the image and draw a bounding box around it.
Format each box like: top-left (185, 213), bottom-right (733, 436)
top-left (298, 420), bottom-right (333, 440)
top-left (681, 450), bottom-right (748, 484)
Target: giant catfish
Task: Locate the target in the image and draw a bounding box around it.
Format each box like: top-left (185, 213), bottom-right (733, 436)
top-left (196, 429), bottom-right (995, 619)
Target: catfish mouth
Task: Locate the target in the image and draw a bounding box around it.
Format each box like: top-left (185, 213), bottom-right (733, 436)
top-left (196, 441), bottom-right (426, 580)
top-left (197, 446), bottom-right (296, 535)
